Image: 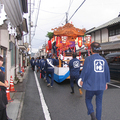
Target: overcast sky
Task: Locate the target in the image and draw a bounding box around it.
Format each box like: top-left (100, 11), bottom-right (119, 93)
top-left (24, 0), bottom-right (120, 53)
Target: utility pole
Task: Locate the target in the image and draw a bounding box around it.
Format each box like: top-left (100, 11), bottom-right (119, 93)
top-left (45, 39), bottom-right (46, 56)
top-left (29, 0), bottom-right (31, 54)
top-left (66, 12), bottom-right (68, 24)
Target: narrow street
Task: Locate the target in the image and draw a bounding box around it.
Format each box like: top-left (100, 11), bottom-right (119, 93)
top-left (19, 67), bottom-right (120, 120)
top-left (20, 68), bottom-right (45, 120)
top-left (1, 1), bottom-right (120, 120)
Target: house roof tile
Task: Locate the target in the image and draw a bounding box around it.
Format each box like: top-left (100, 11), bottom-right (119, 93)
top-left (86, 16), bottom-right (120, 34)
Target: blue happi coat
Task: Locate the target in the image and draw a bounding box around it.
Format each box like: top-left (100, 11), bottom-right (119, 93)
top-left (38, 59), bottom-right (41, 67)
top-left (80, 54), bottom-right (110, 91)
top-left (31, 59), bottom-right (35, 66)
top-left (35, 59), bottom-right (39, 66)
top-left (45, 58), bottom-right (56, 72)
top-left (69, 58), bottom-right (81, 77)
top-left (40, 59), bottom-right (45, 71)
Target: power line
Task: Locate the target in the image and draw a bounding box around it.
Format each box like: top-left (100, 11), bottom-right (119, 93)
top-left (68, 0), bottom-right (86, 22)
top-left (58, 1), bottom-right (74, 26)
top-left (39, 13), bottom-right (65, 21)
top-left (67, 0), bottom-right (74, 13)
top-left (40, 9), bottom-right (64, 14)
top-left (66, 0), bottom-right (74, 24)
top-left (58, 13), bottom-right (66, 26)
top-left (55, 0), bottom-right (74, 26)
top-left (31, 0), bottom-right (41, 41)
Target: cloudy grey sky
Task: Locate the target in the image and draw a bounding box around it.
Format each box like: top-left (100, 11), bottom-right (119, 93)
top-left (24, 0), bottom-right (120, 53)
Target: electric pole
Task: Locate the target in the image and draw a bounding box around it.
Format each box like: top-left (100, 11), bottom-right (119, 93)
top-left (29, 0), bottom-right (31, 54)
top-left (66, 12), bottom-right (68, 24)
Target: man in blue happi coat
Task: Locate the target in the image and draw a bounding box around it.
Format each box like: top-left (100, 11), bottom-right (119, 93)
top-left (40, 56), bottom-right (46, 80)
top-left (38, 57), bottom-right (41, 70)
top-left (35, 57), bottom-right (39, 72)
top-left (69, 52), bottom-right (82, 94)
top-left (45, 53), bottom-right (57, 87)
top-left (30, 57), bottom-right (35, 71)
top-left (79, 42), bottom-right (110, 120)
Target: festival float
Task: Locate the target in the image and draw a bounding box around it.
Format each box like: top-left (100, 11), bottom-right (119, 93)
top-left (47, 23), bottom-right (91, 83)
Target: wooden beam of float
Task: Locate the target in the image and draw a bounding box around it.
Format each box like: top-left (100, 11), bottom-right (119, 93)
top-left (52, 23), bottom-right (86, 39)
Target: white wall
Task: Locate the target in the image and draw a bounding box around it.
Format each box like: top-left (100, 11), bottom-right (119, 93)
top-left (0, 29), bottom-right (11, 84)
top-left (7, 50), bottom-right (11, 84)
top-left (102, 28), bottom-right (108, 43)
top-left (0, 31), bottom-right (20, 85)
top-left (109, 34), bottom-right (120, 42)
top-left (91, 32), bottom-right (95, 42)
top-left (1, 30), bottom-right (9, 47)
top-left (95, 31), bottom-right (101, 43)
top-left (91, 28), bottom-right (109, 43)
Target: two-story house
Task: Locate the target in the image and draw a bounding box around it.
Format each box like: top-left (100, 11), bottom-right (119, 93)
top-left (85, 14), bottom-right (120, 57)
top-left (0, 0), bottom-right (28, 84)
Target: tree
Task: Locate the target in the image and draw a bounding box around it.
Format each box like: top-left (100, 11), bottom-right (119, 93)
top-left (46, 32), bottom-right (54, 40)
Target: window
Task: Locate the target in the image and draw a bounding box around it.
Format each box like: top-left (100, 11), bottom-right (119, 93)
top-left (109, 30), bottom-right (115, 36)
top-left (109, 25), bottom-right (120, 36)
top-left (116, 29), bottom-right (120, 35)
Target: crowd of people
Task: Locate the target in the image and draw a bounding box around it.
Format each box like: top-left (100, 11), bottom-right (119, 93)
top-left (0, 42), bottom-right (110, 120)
top-left (30, 42), bottom-right (110, 120)
top-left (30, 53), bottom-right (59, 87)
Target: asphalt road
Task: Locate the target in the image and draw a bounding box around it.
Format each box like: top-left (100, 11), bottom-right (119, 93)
top-left (20, 67), bottom-right (120, 120)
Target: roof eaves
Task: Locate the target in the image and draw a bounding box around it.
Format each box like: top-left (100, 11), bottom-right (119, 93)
top-left (86, 16), bottom-right (120, 34)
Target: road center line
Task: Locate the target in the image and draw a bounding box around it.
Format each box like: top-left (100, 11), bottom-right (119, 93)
top-left (34, 71), bottom-right (51, 120)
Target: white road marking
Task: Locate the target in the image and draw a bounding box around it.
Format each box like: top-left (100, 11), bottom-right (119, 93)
top-left (34, 71), bottom-right (51, 120)
top-left (108, 83), bottom-right (120, 89)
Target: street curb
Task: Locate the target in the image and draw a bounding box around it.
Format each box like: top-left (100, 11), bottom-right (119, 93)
top-left (6, 66), bottom-right (29, 120)
top-left (16, 92), bottom-right (25, 120)
top-left (16, 66), bottom-right (29, 120)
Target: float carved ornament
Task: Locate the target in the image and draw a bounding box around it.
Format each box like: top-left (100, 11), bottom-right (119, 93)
top-left (52, 23), bottom-right (86, 37)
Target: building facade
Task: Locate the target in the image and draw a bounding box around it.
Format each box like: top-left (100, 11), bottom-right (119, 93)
top-left (0, 0), bottom-right (28, 84)
top-left (85, 14), bottom-right (120, 57)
